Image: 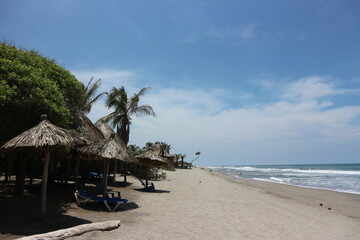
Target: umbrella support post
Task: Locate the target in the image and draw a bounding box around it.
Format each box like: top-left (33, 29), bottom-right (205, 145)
top-left (124, 163), bottom-right (127, 183)
top-left (74, 158), bottom-right (80, 190)
top-left (102, 159), bottom-right (110, 196)
top-left (113, 160), bottom-right (117, 180)
top-left (40, 150), bottom-right (50, 221)
top-left (146, 166), bottom-right (150, 190)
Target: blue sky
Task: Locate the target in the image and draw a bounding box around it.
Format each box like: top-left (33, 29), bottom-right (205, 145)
top-left (1, 0), bottom-right (360, 165)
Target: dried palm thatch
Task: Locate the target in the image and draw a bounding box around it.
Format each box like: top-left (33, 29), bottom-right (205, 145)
top-left (78, 131), bottom-right (136, 195)
top-left (94, 120), bottom-right (138, 183)
top-left (0, 114), bottom-right (89, 221)
top-left (77, 113), bottom-right (105, 143)
top-left (95, 119), bottom-right (115, 138)
top-left (1, 115), bottom-right (89, 151)
top-left (136, 151), bottom-right (167, 166)
top-left (79, 133), bottom-right (135, 163)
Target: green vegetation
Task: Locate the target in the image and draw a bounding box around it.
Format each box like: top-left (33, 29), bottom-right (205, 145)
top-left (102, 86), bottom-right (156, 145)
top-left (0, 42), bottom-right (85, 144)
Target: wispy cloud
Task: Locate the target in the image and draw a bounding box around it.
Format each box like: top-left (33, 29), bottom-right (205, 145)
top-left (208, 24), bottom-right (257, 41)
top-left (73, 69), bottom-right (360, 165)
top-left (282, 76), bottom-right (357, 101)
top-left (72, 68), bottom-right (137, 92)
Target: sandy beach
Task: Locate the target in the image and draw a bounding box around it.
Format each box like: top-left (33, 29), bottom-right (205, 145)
top-left (1, 167), bottom-right (360, 240)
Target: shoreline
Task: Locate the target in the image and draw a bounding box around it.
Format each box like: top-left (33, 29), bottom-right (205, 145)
top-left (207, 168), bottom-right (360, 220)
top-left (206, 163), bottom-right (360, 196)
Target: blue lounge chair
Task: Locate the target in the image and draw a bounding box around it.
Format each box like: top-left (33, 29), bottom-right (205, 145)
top-left (74, 190), bottom-right (128, 211)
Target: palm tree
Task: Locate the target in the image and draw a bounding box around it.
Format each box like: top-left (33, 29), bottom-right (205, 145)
top-left (174, 154), bottom-right (181, 168)
top-left (159, 141), bottom-right (171, 157)
top-left (144, 142), bottom-right (154, 151)
top-left (180, 154), bottom-right (187, 169)
top-left (81, 77), bottom-right (107, 114)
top-left (102, 86), bottom-right (155, 182)
top-left (128, 144), bottom-right (142, 156)
top-left (103, 86), bottom-right (156, 145)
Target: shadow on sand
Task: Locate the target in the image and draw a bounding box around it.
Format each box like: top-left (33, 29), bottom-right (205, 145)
top-left (134, 188), bottom-right (171, 194)
top-left (0, 182), bottom-right (91, 238)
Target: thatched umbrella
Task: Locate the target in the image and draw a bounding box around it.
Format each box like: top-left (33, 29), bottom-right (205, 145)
top-left (95, 119), bottom-right (114, 139)
top-left (136, 151), bottom-right (167, 189)
top-left (77, 113), bottom-right (105, 143)
top-left (74, 113), bottom-right (105, 189)
top-left (95, 120), bottom-right (135, 182)
top-left (78, 133), bottom-right (136, 195)
top-left (1, 114), bottom-right (88, 220)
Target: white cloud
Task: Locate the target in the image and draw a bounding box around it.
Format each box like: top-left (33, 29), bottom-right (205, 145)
top-left (73, 69), bottom-right (360, 165)
top-left (72, 68), bottom-right (138, 93)
top-left (282, 76), bottom-right (355, 101)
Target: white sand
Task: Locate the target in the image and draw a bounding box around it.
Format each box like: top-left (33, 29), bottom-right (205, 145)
top-left (66, 168), bottom-right (360, 240)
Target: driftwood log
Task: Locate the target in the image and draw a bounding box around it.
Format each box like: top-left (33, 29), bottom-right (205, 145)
top-left (17, 220), bottom-right (121, 240)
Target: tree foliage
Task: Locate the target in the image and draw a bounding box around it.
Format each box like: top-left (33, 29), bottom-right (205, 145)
top-left (81, 77), bottom-right (107, 114)
top-left (103, 86), bottom-right (156, 145)
top-left (0, 42), bottom-right (85, 144)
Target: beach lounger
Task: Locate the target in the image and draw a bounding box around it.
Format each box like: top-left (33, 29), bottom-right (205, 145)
top-left (74, 190), bottom-right (128, 211)
top-left (88, 172), bottom-right (114, 183)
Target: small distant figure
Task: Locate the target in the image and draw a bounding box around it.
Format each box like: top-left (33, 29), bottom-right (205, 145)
top-left (320, 203), bottom-right (323, 206)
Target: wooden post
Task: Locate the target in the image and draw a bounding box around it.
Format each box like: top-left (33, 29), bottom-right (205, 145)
top-left (113, 159), bottom-right (117, 179)
top-left (124, 162), bottom-right (127, 183)
top-left (102, 159), bottom-right (110, 196)
top-left (146, 165), bottom-right (149, 189)
top-left (74, 158), bottom-right (80, 190)
top-left (40, 149), bottom-right (50, 221)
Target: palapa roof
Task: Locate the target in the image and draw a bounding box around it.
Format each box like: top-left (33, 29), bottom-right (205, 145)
top-left (77, 113), bottom-right (105, 142)
top-left (80, 119), bottom-right (137, 163)
top-left (95, 119), bottom-right (116, 138)
top-left (79, 133), bottom-right (136, 162)
top-left (1, 114), bottom-right (89, 151)
top-left (136, 151), bottom-right (168, 166)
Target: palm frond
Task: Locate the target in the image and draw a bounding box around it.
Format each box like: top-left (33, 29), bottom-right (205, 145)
top-left (128, 87), bottom-right (150, 111)
top-left (131, 105), bottom-right (156, 117)
top-left (82, 77), bottom-right (106, 114)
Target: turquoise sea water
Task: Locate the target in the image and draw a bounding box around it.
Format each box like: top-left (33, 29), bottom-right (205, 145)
top-left (208, 163), bottom-right (360, 195)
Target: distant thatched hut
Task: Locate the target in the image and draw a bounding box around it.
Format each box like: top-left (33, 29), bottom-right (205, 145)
top-left (136, 151), bottom-right (167, 189)
top-left (152, 142), bottom-right (175, 167)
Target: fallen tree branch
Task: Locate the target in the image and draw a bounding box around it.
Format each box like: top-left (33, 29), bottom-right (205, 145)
top-left (17, 220), bottom-right (121, 240)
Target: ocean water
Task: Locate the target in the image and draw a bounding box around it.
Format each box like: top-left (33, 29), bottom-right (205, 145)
top-left (208, 163), bottom-right (360, 195)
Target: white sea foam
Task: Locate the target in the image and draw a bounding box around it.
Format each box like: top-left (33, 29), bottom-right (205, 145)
top-left (220, 166), bottom-right (360, 175)
top-left (211, 164), bottom-right (360, 194)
